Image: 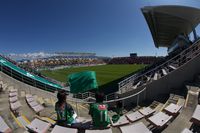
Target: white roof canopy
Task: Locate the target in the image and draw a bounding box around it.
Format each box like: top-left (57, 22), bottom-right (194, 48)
top-left (141, 5), bottom-right (200, 48)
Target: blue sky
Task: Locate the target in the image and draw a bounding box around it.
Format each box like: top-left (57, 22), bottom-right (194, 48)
top-left (0, 0), bottom-right (200, 57)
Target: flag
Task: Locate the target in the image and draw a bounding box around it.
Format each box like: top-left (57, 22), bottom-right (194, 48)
top-left (68, 71), bottom-right (98, 94)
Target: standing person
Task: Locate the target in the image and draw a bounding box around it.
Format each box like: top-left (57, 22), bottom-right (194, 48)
top-left (55, 90), bottom-right (77, 127)
top-left (89, 91), bottom-right (110, 129)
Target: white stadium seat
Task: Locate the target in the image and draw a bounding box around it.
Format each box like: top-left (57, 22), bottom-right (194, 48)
top-left (169, 65), bottom-right (176, 70)
top-left (153, 73), bottom-right (158, 80)
top-left (85, 128), bottom-right (112, 133)
top-left (139, 107), bottom-right (155, 117)
top-left (10, 101), bottom-right (22, 111)
top-left (110, 115), bottom-right (129, 127)
top-left (147, 112), bottom-right (172, 128)
top-left (51, 125), bottom-right (78, 133)
top-left (32, 104), bottom-right (44, 113)
top-left (125, 111), bottom-right (144, 123)
top-left (28, 101), bottom-right (39, 107)
top-left (9, 92), bottom-right (17, 97)
top-left (162, 68), bottom-right (167, 76)
top-left (120, 122), bottom-right (152, 133)
top-left (26, 118), bottom-right (51, 133)
top-left (164, 103), bottom-right (182, 116)
top-left (9, 96), bottom-right (18, 103)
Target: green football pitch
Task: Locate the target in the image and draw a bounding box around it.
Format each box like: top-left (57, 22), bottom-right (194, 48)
top-left (40, 64), bottom-right (146, 86)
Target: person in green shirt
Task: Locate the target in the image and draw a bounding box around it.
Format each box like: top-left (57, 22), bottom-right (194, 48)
top-left (89, 91), bottom-right (110, 129)
top-left (55, 90), bottom-right (76, 127)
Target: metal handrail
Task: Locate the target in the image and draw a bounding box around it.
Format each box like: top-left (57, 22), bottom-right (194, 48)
top-left (63, 87), bottom-right (147, 104)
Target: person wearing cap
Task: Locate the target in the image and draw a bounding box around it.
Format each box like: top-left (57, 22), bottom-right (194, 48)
top-left (55, 90), bottom-right (77, 126)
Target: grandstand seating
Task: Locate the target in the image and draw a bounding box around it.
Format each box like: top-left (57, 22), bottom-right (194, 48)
top-left (118, 38), bottom-right (200, 94)
top-left (108, 56), bottom-right (163, 65)
top-left (0, 55), bottom-right (63, 93)
top-left (1, 71), bottom-right (200, 133)
top-left (18, 56), bottom-right (105, 71)
top-left (0, 24), bottom-right (199, 133)
top-left (1, 5), bottom-right (200, 133)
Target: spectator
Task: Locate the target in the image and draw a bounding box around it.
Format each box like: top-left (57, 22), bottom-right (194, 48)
top-left (55, 90), bottom-right (78, 127)
top-left (89, 91), bottom-right (110, 129)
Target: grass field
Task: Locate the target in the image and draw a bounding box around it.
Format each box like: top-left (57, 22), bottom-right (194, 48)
top-left (41, 64), bottom-right (146, 86)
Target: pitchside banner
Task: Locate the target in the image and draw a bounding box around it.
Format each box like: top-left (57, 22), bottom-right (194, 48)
top-left (68, 71), bottom-right (98, 94)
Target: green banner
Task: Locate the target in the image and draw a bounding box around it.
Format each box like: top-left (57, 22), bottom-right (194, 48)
top-left (68, 71), bottom-right (98, 94)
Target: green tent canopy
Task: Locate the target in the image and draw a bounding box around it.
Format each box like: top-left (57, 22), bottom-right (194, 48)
top-left (68, 71), bottom-right (98, 94)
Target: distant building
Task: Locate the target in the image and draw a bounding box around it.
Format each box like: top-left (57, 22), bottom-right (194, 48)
top-left (130, 53), bottom-right (137, 57)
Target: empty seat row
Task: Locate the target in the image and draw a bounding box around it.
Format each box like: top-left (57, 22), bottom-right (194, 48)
top-left (114, 102), bottom-right (183, 132)
top-left (25, 117), bottom-right (113, 133)
top-left (122, 63), bottom-right (178, 91)
top-left (9, 88), bottom-right (22, 114)
top-left (25, 94), bottom-right (44, 114)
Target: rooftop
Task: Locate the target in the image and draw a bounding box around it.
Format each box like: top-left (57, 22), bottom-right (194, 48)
top-left (141, 5), bottom-right (200, 48)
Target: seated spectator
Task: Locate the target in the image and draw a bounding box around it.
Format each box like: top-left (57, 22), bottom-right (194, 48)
top-left (89, 91), bottom-right (110, 129)
top-left (55, 90), bottom-right (78, 127)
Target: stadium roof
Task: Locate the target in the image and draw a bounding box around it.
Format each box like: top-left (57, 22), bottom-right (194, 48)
top-left (141, 5), bottom-right (200, 48)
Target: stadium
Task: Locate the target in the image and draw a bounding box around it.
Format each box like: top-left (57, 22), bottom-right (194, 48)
top-left (1, 2), bottom-right (200, 133)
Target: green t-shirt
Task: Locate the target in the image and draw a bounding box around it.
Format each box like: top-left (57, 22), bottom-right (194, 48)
top-left (55, 102), bottom-right (74, 125)
top-left (89, 103), bottom-right (110, 128)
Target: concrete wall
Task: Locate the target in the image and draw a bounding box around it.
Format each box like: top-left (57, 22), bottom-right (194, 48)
top-left (121, 53), bottom-right (200, 106)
